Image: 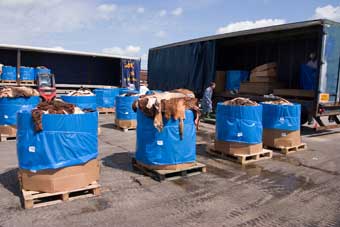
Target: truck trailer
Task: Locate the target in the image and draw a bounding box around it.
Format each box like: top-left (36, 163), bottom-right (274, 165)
top-left (148, 19), bottom-right (340, 131)
top-left (0, 44), bottom-right (141, 91)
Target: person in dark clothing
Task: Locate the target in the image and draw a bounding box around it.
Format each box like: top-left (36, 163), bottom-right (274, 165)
top-left (201, 82), bottom-right (216, 118)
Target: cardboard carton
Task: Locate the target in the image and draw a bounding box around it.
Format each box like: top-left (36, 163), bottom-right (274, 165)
top-left (0, 125), bottom-right (16, 136)
top-left (263, 129), bottom-right (301, 148)
top-left (214, 71), bottom-right (226, 93)
top-left (214, 140), bottom-right (263, 155)
top-left (115, 119), bottom-right (137, 129)
top-left (19, 159), bottom-right (100, 193)
top-left (251, 62), bottom-right (277, 73)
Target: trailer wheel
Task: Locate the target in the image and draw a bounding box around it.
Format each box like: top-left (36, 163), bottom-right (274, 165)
top-left (301, 106), bottom-right (308, 125)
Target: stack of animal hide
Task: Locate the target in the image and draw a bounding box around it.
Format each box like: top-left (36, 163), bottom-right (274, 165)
top-left (0, 86), bottom-right (39, 98)
top-left (67, 88), bottom-right (94, 96)
top-left (132, 89), bottom-right (200, 139)
top-left (223, 97), bottom-right (258, 106)
top-left (262, 97), bottom-right (292, 105)
top-left (31, 100), bottom-right (83, 132)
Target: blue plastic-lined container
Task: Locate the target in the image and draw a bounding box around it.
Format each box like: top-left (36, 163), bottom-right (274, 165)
top-left (20, 67), bottom-right (35, 81)
top-left (135, 110), bottom-right (196, 165)
top-left (16, 111), bottom-right (98, 171)
top-left (119, 88), bottom-right (139, 95)
top-left (93, 88), bottom-right (120, 108)
top-left (60, 95), bottom-right (97, 111)
top-left (216, 103), bottom-right (262, 144)
top-left (1, 66), bottom-right (17, 81)
top-left (35, 67), bottom-right (51, 80)
top-left (0, 96), bottom-right (40, 126)
top-left (225, 70), bottom-right (249, 90)
top-left (115, 95), bottom-right (139, 120)
top-left (261, 103), bottom-right (301, 131)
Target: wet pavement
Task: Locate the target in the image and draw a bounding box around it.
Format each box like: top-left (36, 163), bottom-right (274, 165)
top-left (0, 114), bottom-right (340, 226)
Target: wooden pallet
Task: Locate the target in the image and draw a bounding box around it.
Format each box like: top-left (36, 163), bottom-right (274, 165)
top-left (132, 158), bottom-right (206, 181)
top-left (0, 134), bottom-right (16, 142)
top-left (97, 107), bottom-right (115, 114)
top-left (22, 181), bottom-right (101, 209)
top-left (264, 143), bottom-right (307, 155)
top-left (208, 148), bottom-right (272, 165)
top-left (1, 80), bottom-right (35, 85)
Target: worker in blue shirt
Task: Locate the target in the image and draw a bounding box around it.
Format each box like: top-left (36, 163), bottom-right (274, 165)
top-left (202, 82), bottom-right (215, 119)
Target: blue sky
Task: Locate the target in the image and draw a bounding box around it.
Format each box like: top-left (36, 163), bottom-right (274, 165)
top-left (0, 0), bottom-right (339, 69)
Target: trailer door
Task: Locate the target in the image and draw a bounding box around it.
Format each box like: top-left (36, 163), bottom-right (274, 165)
top-left (320, 22), bottom-right (340, 103)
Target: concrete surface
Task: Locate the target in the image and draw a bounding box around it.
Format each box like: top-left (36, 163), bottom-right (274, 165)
top-left (1, 114), bottom-right (340, 227)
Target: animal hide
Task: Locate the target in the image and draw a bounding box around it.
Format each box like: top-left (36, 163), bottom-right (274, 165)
top-left (67, 88), bottom-right (94, 96)
top-left (223, 97), bottom-right (258, 106)
top-left (31, 100), bottom-right (78, 132)
top-left (133, 89), bottom-right (200, 139)
top-left (0, 86), bottom-right (39, 98)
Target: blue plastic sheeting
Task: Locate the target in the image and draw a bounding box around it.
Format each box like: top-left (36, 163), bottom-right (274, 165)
top-left (0, 97), bottom-right (40, 125)
top-left (225, 71), bottom-right (249, 90)
top-left (1, 66), bottom-right (16, 80)
top-left (300, 64), bottom-right (317, 90)
top-left (17, 111), bottom-right (98, 171)
top-left (35, 67), bottom-right (51, 80)
top-left (119, 88), bottom-right (139, 95)
top-left (121, 59), bottom-right (141, 90)
top-left (148, 41), bottom-right (216, 96)
top-left (20, 67), bottom-right (35, 80)
top-left (93, 88), bottom-right (120, 108)
top-left (60, 95), bottom-right (97, 110)
top-left (135, 110), bottom-right (196, 165)
top-left (216, 103), bottom-right (262, 144)
top-left (115, 95), bottom-right (138, 120)
top-left (261, 103), bottom-right (301, 131)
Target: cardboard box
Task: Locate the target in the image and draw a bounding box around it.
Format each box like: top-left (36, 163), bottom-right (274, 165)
top-left (239, 82), bottom-right (284, 95)
top-left (263, 129), bottom-right (301, 148)
top-left (214, 140), bottom-right (263, 155)
top-left (250, 75), bottom-right (277, 83)
top-left (214, 71), bottom-right (226, 93)
top-left (19, 159), bottom-right (100, 193)
top-left (251, 62), bottom-right (277, 73)
top-left (115, 119), bottom-right (137, 129)
top-left (0, 125), bottom-right (16, 136)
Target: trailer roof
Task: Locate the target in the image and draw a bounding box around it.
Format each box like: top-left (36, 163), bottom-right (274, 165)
top-left (151, 19), bottom-right (340, 50)
top-left (0, 44), bottom-right (140, 60)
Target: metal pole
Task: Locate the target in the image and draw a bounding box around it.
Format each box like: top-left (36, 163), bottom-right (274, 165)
top-left (17, 49), bottom-right (21, 86)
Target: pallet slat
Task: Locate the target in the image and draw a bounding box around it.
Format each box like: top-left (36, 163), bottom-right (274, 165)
top-left (22, 181), bottom-right (101, 209)
top-left (208, 148), bottom-right (272, 165)
top-left (132, 158), bottom-right (206, 181)
top-left (264, 143), bottom-right (307, 155)
top-left (97, 107), bottom-right (115, 114)
top-left (1, 80), bottom-right (35, 85)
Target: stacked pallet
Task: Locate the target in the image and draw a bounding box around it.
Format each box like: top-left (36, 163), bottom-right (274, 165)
top-left (240, 62), bottom-right (284, 95)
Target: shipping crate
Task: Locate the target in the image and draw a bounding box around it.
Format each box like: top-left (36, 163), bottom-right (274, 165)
top-left (114, 119), bottom-right (137, 132)
top-left (0, 125), bottom-right (17, 142)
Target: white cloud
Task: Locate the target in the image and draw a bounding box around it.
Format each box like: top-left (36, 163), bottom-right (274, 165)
top-left (137, 7), bottom-right (145, 13)
top-left (216, 19), bottom-right (286, 34)
top-left (159, 9), bottom-right (167, 17)
top-left (155, 30), bottom-right (166, 38)
top-left (97, 4), bottom-right (117, 13)
top-left (171, 7), bottom-right (183, 16)
top-left (141, 53), bottom-right (148, 69)
top-left (313, 5), bottom-right (340, 22)
top-left (102, 45), bottom-right (141, 56)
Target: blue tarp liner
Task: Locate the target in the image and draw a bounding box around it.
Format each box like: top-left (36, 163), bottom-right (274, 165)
top-left (93, 88), bottom-right (120, 108)
top-left (115, 95), bottom-right (138, 120)
top-left (119, 88), bottom-right (139, 95)
top-left (121, 59), bottom-right (141, 90)
top-left (148, 41), bottom-right (216, 96)
top-left (300, 64), bottom-right (317, 90)
top-left (20, 67), bottom-right (35, 80)
top-left (135, 110), bottom-right (196, 165)
top-left (216, 103), bottom-right (262, 144)
top-left (35, 67), bottom-right (51, 80)
top-left (261, 103), bottom-right (301, 131)
top-left (0, 97), bottom-right (40, 125)
top-left (225, 70), bottom-right (249, 90)
top-left (17, 111), bottom-right (98, 171)
top-left (60, 95), bottom-right (97, 111)
top-left (1, 66), bottom-right (16, 80)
